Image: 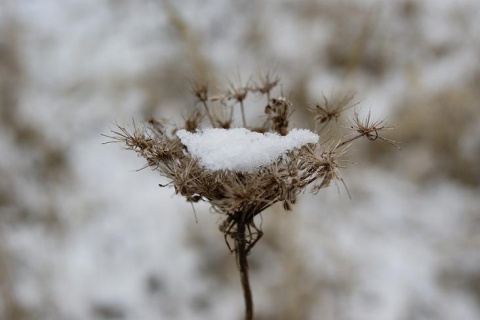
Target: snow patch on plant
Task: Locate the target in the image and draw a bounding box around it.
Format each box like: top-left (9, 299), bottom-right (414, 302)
top-left (176, 128), bottom-right (319, 171)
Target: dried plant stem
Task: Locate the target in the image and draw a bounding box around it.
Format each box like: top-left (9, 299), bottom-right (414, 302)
top-left (240, 101), bottom-right (247, 127)
top-left (201, 101), bottom-right (216, 127)
top-left (108, 75), bottom-right (397, 319)
top-left (236, 219), bottom-right (253, 320)
top-left (338, 133), bottom-right (364, 148)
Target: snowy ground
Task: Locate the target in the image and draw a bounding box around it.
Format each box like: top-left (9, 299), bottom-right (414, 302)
top-left (1, 0), bottom-right (480, 319)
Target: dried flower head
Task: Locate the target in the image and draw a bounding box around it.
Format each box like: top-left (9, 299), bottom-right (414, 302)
top-left (253, 70), bottom-right (280, 100)
top-left (222, 76), bottom-right (252, 127)
top-left (182, 109), bottom-right (203, 132)
top-left (308, 92), bottom-right (357, 132)
top-left (105, 73), bottom-right (396, 320)
top-left (264, 97), bottom-right (292, 136)
top-left (346, 109), bottom-right (400, 148)
top-left (190, 80), bottom-right (209, 103)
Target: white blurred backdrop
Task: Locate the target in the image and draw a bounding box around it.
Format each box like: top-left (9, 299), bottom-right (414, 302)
top-left (1, 1), bottom-right (479, 319)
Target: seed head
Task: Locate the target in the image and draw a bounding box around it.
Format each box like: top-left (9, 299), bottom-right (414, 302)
top-left (106, 76), bottom-right (397, 252)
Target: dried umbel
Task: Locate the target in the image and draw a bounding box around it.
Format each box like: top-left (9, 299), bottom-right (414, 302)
top-left (106, 73), bottom-right (397, 320)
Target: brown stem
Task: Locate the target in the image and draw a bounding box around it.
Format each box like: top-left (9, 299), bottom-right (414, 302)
top-left (240, 101), bottom-right (247, 127)
top-left (236, 220), bottom-right (253, 320)
top-left (337, 133), bottom-right (364, 149)
top-left (201, 101), bottom-right (216, 127)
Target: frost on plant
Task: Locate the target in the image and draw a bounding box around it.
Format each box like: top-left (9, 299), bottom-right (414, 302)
top-left (105, 72), bottom-right (397, 320)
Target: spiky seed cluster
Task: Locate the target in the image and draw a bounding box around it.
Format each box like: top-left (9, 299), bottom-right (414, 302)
top-left (349, 110), bottom-right (399, 147)
top-left (107, 73), bottom-right (396, 253)
top-left (307, 93), bottom-right (357, 132)
top-left (110, 123), bottom-right (331, 251)
top-left (105, 74), bottom-right (399, 320)
top-left (253, 70), bottom-right (280, 100)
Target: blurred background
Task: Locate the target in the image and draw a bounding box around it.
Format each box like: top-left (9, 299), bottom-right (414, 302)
top-left (1, 0), bottom-right (480, 319)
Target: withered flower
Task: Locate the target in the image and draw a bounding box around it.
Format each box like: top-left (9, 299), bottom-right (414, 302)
top-left (253, 70), bottom-right (280, 101)
top-left (106, 74), bottom-right (396, 320)
top-left (308, 92), bottom-right (357, 132)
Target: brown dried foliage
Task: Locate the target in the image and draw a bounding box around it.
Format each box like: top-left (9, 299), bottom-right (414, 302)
top-left (105, 74), bottom-right (396, 320)
top-left (107, 75), bottom-right (396, 253)
top-left (108, 122), bottom-right (324, 252)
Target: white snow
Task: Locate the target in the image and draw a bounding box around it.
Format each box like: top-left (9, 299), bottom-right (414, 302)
top-left (176, 128), bottom-right (319, 171)
top-left (2, 1), bottom-right (480, 319)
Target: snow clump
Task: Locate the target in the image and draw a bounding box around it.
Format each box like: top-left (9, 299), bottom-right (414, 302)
top-left (176, 128), bottom-right (319, 172)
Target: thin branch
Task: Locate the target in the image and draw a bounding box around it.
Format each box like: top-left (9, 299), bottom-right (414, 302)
top-left (240, 100), bottom-right (247, 128)
top-left (236, 219), bottom-right (254, 320)
top-left (201, 101), bottom-right (216, 127)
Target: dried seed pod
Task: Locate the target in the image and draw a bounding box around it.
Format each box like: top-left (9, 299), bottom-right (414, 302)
top-left (264, 97), bottom-right (292, 136)
top-left (106, 74), bottom-right (397, 320)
